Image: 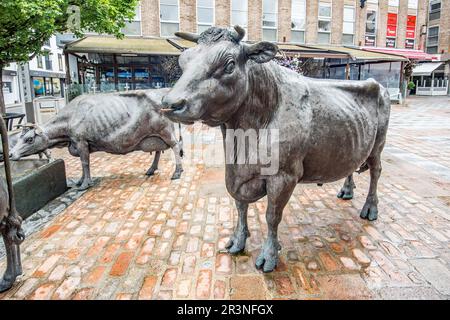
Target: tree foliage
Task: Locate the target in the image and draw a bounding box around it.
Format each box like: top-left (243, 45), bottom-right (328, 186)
top-left (0, 0), bottom-right (139, 113)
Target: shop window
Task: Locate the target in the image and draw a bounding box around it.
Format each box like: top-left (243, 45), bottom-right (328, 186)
top-left (160, 0), bottom-right (179, 37)
top-left (197, 0), bottom-right (214, 34)
top-left (231, 0), bottom-right (248, 39)
top-left (262, 0), bottom-right (278, 42)
top-left (33, 77), bottom-right (45, 96)
top-left (291, 0), bottom-right (305, 44)
top-left (343, 6), bottom-right (355, 45)
top-left (317, 2), bottom-right (331, 44)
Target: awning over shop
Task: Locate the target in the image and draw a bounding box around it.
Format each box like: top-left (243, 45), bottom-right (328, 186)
top-left (412, 62), bottom-right (444, 76)
top-left (361, 47), bottom-right (438, 61)
top-left (308, 45), bottom-right (407, 62)
top-left (65, 36), bottom-right (182, 55)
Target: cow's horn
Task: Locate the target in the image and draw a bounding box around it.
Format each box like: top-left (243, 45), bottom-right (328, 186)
top-left (175, 32), bottom-right (200, 43)
top-left (232, 25), bottom-right (246, 43)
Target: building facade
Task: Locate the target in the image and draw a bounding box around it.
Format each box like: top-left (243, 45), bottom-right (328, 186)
top-left (130, 0), bottom-right (431, 51)
top-left (425, 0), bottom-right (449, 56)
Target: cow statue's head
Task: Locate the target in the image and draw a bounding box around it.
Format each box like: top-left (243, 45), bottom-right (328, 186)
top-left (9, 124), bottom-right (49, 160)
top-left (161, 26), bottom-right (279, 126)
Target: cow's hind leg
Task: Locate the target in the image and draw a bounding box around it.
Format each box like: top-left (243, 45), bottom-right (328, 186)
top-left (226, 200), bottom-right (250, 254)
top-left (337, 174), bottom-right (355, 200)
top-left (360, 155), bottom-right (382, 221)
top-left (256, 175), bottom-right (297, 273)
top-left (77, 142), bottom-right (94, 190)
top-left (146, 151), bottom-right (161, 176)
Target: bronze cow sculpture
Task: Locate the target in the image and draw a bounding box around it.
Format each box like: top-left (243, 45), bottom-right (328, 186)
top-left (0, 117), bottom-right (25, 292)
top-left (10, 89), bottom-right (184, 190)
top-left (162, 26), bottom-right (390, 272)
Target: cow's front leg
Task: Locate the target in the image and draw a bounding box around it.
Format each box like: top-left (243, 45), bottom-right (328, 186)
top-left (360, 156), bottom-right (381, 221)
top-left (226, 200), bottom-right (250, 254)
top-left (170, 140), bottom-right (183, 180)
top-left (337, 174), bottom-right (355, 200)
top-left (146, 151), bottom-right (161, 176)
top-left (256, 176), bottom-right (297, 273)
top-left (77, 142), bottom-right (93, 190)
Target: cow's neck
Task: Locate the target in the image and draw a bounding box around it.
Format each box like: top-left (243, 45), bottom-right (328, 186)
top-left (226, 62), bottom-right (279, 131)
top-left (43, 117), bottom-right (70, 148)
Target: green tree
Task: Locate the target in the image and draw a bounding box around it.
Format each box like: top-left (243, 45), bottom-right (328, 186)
top-left (0, 0), bottom-right (139, 114)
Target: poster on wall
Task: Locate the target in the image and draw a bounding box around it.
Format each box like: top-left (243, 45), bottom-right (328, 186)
top-left (33, 77), bottom-right (45, 96)
top-left (365, 35), bottom-right (376, 46)
top-left (386, 13), bottom-right (398, 37)
top-left (405, 39), bottom-right (415, 49)
top-left (406, 15), bottom-right (416, 39)
top-left (386, 37), bottom-right (396, 48)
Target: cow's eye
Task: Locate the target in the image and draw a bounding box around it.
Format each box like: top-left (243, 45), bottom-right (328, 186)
top-left (224, 61), bottom-right (235, 74)
top-left (25, 137), bottom-right (34, 144)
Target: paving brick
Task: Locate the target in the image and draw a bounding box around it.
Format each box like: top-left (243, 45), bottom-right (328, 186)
top-left (196, 270), bottom-right (212, 299)
top-left (110, 252), bottom-right (133, 277)
top-left (138, 276), bottom-right (157, 300)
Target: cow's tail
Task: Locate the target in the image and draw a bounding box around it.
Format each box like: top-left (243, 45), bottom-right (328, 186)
top-left (178, 123), bottom-right (184, 158)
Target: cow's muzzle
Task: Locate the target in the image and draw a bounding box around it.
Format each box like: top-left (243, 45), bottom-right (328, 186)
top-left (160, 97), bottom-right (187, 114)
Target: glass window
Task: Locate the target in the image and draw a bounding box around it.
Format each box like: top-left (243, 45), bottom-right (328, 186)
top-left (198, 0), bottom-right (214, 33)
top-left (123, 4), bottom-right (142, 35)
top-left (263, 0), bottom-right (278, 42)
top-left (388, 0), bottom-right (399, 6)
top-left (408, 0), bottom-right (418, 9)
top-left (429, 0), bottom-right (441, 20)
top-left (160, 0), bottom-right (179, 37)
top-left (291, 0), bottom-right (305, 43)
top-left (58, 54), bottom-right (63, 71)
top-left (343, 6), bottom-right (355, 45)
top-left (44, 54), bottom-right (52, 70)
top-left (36, 55), bottom-right (43, 69)
top-left (426, 25), bottom-right (439, 53)
top-left (365, 10), bottom-right (377, 35)
top-left (52, 78), bottom-right (61, 96)
top-left (33, 77), bottom-right (45, 96)
top-left (231, 0), bottom-right (248, 39)
top-left (318, 2), bottom-right (331, 44)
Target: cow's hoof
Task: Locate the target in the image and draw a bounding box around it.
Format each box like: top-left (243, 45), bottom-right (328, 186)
top-left (337, 188), bottom-right (353, 200)
top-left (146, 168), bottom-right (157, 176)
top-left (255, 241), bottom-right (280, 273)
top-left (75, 178), bottom-right (84, 187)
top-left (225, 230), bottom-right (250, 254)
top-left (171, 170), bottom-right (183, 180)
top-left (0, 277), bottom-right (15, 293)
top-left (78, 181), bottom-right (94, 191)
top-left (360, 202), bottom-right (378, 221)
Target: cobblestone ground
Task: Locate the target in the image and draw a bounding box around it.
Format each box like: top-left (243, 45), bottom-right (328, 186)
top-left (1, 96), bottom-right (450, 300)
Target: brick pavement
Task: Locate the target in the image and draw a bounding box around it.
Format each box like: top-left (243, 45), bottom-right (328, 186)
top-left (0, 95), bottom-right (449, 300)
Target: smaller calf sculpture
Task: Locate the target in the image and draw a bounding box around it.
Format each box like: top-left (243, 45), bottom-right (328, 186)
top-left (0, 128), bottom-right (51, 162)
top-left (10, 89), bottom-right (184, 190)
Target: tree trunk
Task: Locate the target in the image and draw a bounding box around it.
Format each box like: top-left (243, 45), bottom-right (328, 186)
top-left (0, 65), bottom-right (6, 116)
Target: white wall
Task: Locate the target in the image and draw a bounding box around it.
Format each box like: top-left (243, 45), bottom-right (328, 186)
top-left (29, 36), bottom-right (65, 74)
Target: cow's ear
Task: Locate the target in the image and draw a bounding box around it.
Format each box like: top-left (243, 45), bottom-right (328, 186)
top-left (34, 127), bottom-right (43, 136)
top-left (245, 42), bottom-right (278, 63)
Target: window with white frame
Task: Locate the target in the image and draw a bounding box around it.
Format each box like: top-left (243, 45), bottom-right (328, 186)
top-left (197, 0), bottom-right (214, 33)
top-left (160, 0), bottom-right (179, 37)
top-left (317, 2), bottom-right (331, 44)
top-left (426, 26), bottom-right (439, 54)
top-left (291, 0), bottom-right (306, 43)
top-left (429, 0), bottom-right (441, 21)
top-left (342, 6), bottom-right (355, 45)
top-left (231, 0), bottom-right (248, 38)
top-left (123, 4), bottom-right (142, 36)
top-left (262, 0), bottom-right (278, 42)
top-left (388, 0), bottom-right (399, 6)
top-left (408, 0), bottom-right (418, 9)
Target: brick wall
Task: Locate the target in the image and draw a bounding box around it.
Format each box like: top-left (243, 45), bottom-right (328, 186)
top-left (215, 0), bottom-right (231, 27)
top-left (248, 0), bottom-right (263, 41)
top-left (141, 0), bottom-right (160, 36)
top-left (438, 0), bottom-right (450, 54)
top-left (377, 0), bottom-right (388, 47)
top-left (331, 0), bottom-right (344, 45)
top-left (278, 0), bottom-right (292, 43)
top-left (355, 2), bottom-right (367, 46)
top-left (305, 0), bottom-right (318, 44)
top-left (416, 0), bottom-right (427, 50)
top-left (180, 0), bottom-right (196, 33)
top-left (396, 0), bottom-right (408, 48)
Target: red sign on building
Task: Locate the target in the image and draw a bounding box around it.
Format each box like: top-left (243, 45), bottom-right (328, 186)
top-left (406, 15), bottom-right (416, 39)
top-left (386, 13), bottom-right (398, 37)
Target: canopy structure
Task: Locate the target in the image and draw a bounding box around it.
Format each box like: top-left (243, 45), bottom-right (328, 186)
top-left (65, 36), bottom-right (182, 56)
top-left (412, 62), bottom-right (444, 76)
top-left (360, 47), bottom-right (438, 61)
top-left (308, 45), bottom-right (407, 62)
